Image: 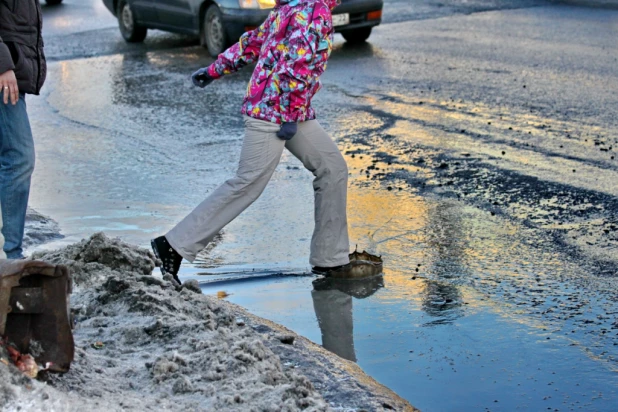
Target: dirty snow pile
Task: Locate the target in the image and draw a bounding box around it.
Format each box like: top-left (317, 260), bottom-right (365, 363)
top-left (1, 233), bottom-right (414, 411)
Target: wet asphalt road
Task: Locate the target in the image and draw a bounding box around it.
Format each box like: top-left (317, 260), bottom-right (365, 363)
top-left (29, 0), bottom-right (618, 410)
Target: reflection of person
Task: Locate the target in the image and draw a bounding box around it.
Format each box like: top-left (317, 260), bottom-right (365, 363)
top-left (312, 287), bottom-right (356, 361)
top-left (0, 1), bottom-right (46, 259)
top-left (151, 0), bottom-right (352, 283)
top-left (311, 275), bottom-right (384, 362)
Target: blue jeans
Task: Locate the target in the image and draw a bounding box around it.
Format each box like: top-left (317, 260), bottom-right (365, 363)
top-left (0, 92), bottom-right (35, 259)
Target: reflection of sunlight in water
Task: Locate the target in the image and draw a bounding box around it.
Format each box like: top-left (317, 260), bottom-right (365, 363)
top-left (347, 186), bottom-right (468, 323)
top-left (352, 92), bottom-right (618, 196)
top-left (200, 184), bottom-right (618, 409)
top-left (345, 181), bottom-right (583, 326)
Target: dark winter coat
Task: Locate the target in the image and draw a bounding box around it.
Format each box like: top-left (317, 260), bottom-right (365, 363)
top-left (0, 0), bottom-right (46, 95)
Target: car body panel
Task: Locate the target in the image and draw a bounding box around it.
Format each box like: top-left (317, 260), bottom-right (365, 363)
top-left (135, 0), bottom-right (159, 23)
top-left (104, 0), bottom-right (158, 22)
top-left (102, 0), bottom-right (114, 14)
top-left (155, 0), bottom-right (194, 30)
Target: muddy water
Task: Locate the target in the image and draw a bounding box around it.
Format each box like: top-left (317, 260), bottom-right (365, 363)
top-left (200, 185), bottom-right (618, 411)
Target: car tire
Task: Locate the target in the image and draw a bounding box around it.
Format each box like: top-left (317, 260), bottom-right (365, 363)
top-left (117, 0), bottom-right (147, 43)
top-left (203, 5), bottom-right (228, 57)
top-left (45, 0), bottom-right (63, 5)
top-left (341, 27), bottom-right (372, 44)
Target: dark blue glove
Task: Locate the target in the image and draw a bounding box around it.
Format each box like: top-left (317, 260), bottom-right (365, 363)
top-left (191, 68), bottom-right (214, 88)
top-left (277, 122), bottom-right (297, 140)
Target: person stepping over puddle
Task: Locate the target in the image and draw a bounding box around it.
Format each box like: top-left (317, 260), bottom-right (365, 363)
top-left (152, 0), bottom-right (374, 282)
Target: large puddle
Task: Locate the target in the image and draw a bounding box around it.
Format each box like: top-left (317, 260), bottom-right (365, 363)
top-left (198, 187), bottom-right (618, 411)
top-left (29, 39), bottom-right (618, 411)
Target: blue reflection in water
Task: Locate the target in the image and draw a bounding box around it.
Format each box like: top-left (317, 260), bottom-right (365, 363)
top-left (198, 197), bottom-right (618, 411)
top-left (311, 275), bottom-right (385, 362)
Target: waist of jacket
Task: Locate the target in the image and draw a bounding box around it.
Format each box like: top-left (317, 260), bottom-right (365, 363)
top-left (0, 30), bottom-right (40, 47)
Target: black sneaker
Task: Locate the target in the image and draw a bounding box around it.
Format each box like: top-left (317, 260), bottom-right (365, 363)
top-left (311, 263), bottom-right (351, 277)
top-left (151, 236), bottom-right (182, 284)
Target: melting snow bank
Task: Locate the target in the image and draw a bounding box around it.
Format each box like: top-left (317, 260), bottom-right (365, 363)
top-left (23, 208), bottom-right (63, 250)
top-left (1, 233), bottom-right (415, 411)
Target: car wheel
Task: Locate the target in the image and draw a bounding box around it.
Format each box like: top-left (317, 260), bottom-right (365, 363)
top-left (341, 27), bottom-right (372, 44)
top-left (203, 5), bottom-right (228, 57)
top-left (117, 0), bottom-right (147, 43)
top-left (45, 0), bottom-right (63, 5)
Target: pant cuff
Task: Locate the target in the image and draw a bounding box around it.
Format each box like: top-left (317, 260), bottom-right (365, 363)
top-left (164, 233), bottom-right (196, 263)
top-left (310, 256), bottom-right (350, 268)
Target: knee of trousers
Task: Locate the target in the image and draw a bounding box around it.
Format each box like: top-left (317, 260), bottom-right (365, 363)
top-left (228, 168), bottom-right (275, 202)
top-left (316, 155), bottom-right (348, 185)
top-left (12, 151), bottom-right (36, 181)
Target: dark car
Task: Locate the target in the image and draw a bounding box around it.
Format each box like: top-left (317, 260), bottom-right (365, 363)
top-left (102, 0), bottom-right (383, 56)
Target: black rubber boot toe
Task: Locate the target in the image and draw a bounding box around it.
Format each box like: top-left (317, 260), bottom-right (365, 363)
top-left (151, 236), bottom-right (183, 284)
top-left (311, 263), bottom-right (351, 277)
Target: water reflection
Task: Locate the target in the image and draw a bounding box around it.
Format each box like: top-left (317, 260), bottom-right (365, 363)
top-left (421, 280), bottom-right (462, 325)
top-left (311, 275), bottom-right (384, 361)
top-left (421, 201), bottom-right (467, 324)
top-left (110, 54), bottom-right (153, 107)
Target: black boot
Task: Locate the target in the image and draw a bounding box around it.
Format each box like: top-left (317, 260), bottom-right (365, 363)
top-left (312, 263), bottom-right (351, 277)
top-left (151, 236), bottom-right (182, 284)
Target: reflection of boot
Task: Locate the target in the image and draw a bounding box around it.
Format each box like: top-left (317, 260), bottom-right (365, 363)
top-left (313, 274), bottom-right (384, 299)
top-left (311, 288), bottom-right (356, 362)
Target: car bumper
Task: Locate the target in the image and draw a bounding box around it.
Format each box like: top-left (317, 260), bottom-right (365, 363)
top-left (335, 0), bottom-right (383, 14)
top-left (220, 7), bottom-right (271, 42)
top-left (333, 18), bottom-right (381, 33)
top-left (220, 7), bottom-right (271, 25)
top-left (332, 0), bottom-right (383, 32)
top-left (102, 0), bottom-right (115, 16)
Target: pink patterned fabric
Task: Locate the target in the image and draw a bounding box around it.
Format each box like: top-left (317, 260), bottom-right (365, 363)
top-left (207, 0), bottom-right (338, 124)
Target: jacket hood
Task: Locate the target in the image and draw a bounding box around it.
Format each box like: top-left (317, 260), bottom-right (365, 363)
top-left (276, 0), bottom-right (339, 10)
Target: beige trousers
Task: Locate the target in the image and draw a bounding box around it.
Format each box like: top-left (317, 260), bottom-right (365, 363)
top-left (166, 116), bottom-right (350, 268)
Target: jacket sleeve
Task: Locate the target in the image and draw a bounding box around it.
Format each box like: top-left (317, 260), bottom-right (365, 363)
top-left (207, 12), bottom-right (273, 80)
top-left (0, 35), bottom-right (16, 75)
top-left (277, 9), bottom-right (331, 123)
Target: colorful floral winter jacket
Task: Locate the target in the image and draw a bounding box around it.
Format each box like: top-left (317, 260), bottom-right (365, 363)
top-left (206, 0), bottom-right (338, 124)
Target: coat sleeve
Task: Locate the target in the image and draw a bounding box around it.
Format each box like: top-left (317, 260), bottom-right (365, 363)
top-left (277, 8), bottom-right (331, 123)
top-left (0, 35), bottom-right (16, 75)
top-left (207, 12), bottom-right (273, 80)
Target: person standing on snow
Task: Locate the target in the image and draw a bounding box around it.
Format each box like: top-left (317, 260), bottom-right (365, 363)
top-left (0, 0), bottom-right (46, 259)
top-left (151, 0), bottom-right (352, 282)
